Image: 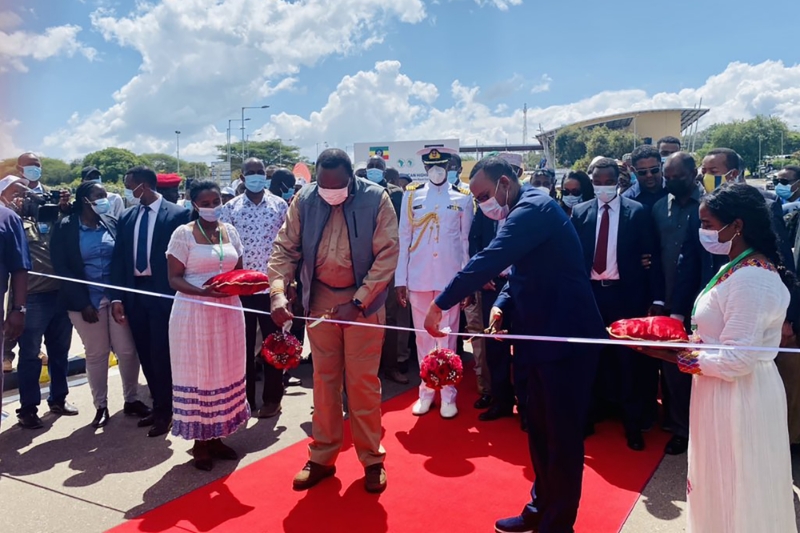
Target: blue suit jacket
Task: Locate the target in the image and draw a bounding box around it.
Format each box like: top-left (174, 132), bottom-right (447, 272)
top-left (436, 186), bottom-right (605, 363)
top-left (570, 196), bottom-right (665, 316)
top-left (110, 200), bottom-right (191, 308)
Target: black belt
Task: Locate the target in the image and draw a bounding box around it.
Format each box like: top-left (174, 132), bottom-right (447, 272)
top-left (134, 276), bottom-right (153, 286)
top-left (591, 279), bottom-right (621, 288)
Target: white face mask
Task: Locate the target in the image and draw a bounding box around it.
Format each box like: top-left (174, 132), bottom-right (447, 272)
top-left (195, 205), bottom-right (222, 222)
top-left (595, 185), bottom-right (617, 204)
top-left (479, 180), bottom-right (510, 221)
top-left (698, 225), bottom-right (733, 255)
top-left (427, 166), bottom-right (447, 185)
top-left (562, 195), bottom-right (581, 208)
top-left (318, 184), bottom-right (349, 206)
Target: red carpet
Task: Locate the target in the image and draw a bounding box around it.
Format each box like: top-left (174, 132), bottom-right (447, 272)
top-left (109, 372), bottom-right (670, 533)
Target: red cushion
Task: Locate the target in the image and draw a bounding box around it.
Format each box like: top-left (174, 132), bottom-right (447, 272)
top-left (608, 316), bottom-right (689, 343)
top-left (203, 270), bottom-right (270, 296)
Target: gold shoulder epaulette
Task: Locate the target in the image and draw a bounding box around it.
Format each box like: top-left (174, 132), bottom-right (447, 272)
top-left (458, 186), bottom-right (470, 195)
top-left (406, 181), bottom-right (423, 191)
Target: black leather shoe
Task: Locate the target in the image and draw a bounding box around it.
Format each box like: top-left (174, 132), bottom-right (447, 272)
top-left (123, 400), bottom-right (152, 418)
top-left (664, 435), bottom-right (688, 455)
top-left (473, 394), bottom-right (492, 410)
top-left (479, 405), bottom-right (514, 421)
top-left (520, 413), bottom-right (529, 433)
top-left (91, 408), bottom-right (110, 428)
top-left (49, 401), bottom-right (79, 416)
top-left (397, 360), bottom-right (409, 374)
top-left (148, 418), bottom-right (172, 437)
top-left (17, 412), bottom-right (44, 429)
top-left (626, 431), bottom-right (645, 452)
top-left (384, 368), bottom-right (410, 385)
top-left (137, 414), bottom-right (156, 427)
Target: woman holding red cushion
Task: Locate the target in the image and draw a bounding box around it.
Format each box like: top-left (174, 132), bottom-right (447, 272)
top-left (166, 180), bottom-right (249, 471)
top-left (639, 183), bottom-right (796, 533)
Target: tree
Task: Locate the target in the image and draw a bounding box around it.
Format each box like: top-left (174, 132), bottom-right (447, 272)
top-left (524, 151), bottom-right (543, 169)
top-left (554, 127), bottom-right (586, 167)
top-left (40, 157), bottom-right (73, 185)
top-left (702, 115), bottom-right (789, 172)
top-left (217, 139), bottom-right (305, 170)
top-left (82, 147), bottom-right (146, 183)
top-left (139, 152), bottom-right (180, 173)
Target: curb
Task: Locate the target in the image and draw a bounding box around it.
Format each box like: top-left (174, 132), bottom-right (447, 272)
top-left (3, 353), bottom-right (118, 392)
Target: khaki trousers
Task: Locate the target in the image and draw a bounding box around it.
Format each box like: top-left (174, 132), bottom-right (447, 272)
top-left (464, 292), bottom-right (490, 395)
top-left (775, 351), bottom-right (800, 444)
top-left (306, 282), bottom-right (386, 468)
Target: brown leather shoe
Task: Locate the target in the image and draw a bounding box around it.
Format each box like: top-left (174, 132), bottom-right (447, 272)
top-left (292, 461), bottom-right (336, 491)
top-left (364, 463), bottom-right (387, 494)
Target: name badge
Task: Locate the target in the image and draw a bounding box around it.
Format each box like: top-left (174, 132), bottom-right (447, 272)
top-left (412, 204), bottom-right (424, 210)
top-left (447, 205), bottom-right (463, 212)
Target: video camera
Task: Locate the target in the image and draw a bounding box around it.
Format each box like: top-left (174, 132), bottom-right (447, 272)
top-left (20, 189), bottom-right (63, 233)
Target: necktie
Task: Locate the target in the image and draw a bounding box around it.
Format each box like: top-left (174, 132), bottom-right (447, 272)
top-left (593, 204), bottom-right (610, 275)
top-left (136, 205), bottom-right (150, 274)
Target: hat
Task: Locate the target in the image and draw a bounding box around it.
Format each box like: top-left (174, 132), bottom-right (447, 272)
top-left (221, 186), bottom-right (236, 197)
top-left (0, 175), bottom-right (29, 195)
top-left (418, 146), bottom-right (456, 166)
top-left (156, 173), bottom-right (182, 188)
top-left (81, 166), bottom-right (101, 180)
top-left (497, 152), bottom-right (523, 169)
top-left (398, 174), bottom-right (412, 184)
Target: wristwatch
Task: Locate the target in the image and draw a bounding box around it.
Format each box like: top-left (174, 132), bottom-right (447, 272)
top-left (351, 298), bottom-right (366, 312)
top-left (11, 305), bottom-right (26, 314)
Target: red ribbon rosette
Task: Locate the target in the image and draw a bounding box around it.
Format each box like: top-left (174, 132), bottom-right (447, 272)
top-left (203, 269), bottom-right (270, 296)
top-left (608, 316), bottom-right (689, 343)
top-left (260, 332), bottom-right (303, 370)
top-left (419, 348), bottom-right (464, 390)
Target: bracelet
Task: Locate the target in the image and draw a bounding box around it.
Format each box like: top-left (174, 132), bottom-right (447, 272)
top-left (677, 349), bottom-right (703, 375)
top-left (270, 288), bottom-right (285, 296)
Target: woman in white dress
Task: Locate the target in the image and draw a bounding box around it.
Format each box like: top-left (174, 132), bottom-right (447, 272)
top-left (641, 183), bottom-right (797, 533)
top-left (166, 180), bottom-right (249, 471)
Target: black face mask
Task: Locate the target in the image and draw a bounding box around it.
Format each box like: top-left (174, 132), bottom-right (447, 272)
top-left (666, 179), bottom-right (691, 197)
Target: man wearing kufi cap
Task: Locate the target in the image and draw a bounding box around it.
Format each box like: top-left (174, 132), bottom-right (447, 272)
top-left (395, 146), bottom-right (473, 418)
top-left (497, 152), bottom-right (524, 179)
top-left (156, 173), bottom-right (182, 204)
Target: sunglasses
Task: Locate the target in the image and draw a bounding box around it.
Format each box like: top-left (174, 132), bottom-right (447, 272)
top-left (636, 166), bottom-right (661, 177)
top-left (777, 178), bottom-right (798, 186)
top-left (561, 189), bottom-right (582, 197)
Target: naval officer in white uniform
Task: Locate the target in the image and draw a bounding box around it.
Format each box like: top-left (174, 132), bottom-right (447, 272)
top-left (395, 147), bottom-right (474, 418)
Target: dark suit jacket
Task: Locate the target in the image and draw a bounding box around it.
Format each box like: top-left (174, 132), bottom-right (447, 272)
top-left (469, 207), bottom-right (497, 257)
top-left (571, 197), bottom-right (666, 317)
top-left (671, 189), bottom-right (795, 319)
top-left (435, 186), bottom-right (606, 363)
top-left (110, 200), bottom-right (191, 308)
top-left (50, 213), bottom-right (118, 312)
top-left (380, 180), bottom-right (404, 223)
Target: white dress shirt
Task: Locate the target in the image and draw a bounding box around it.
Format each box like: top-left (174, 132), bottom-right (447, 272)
top-left (591, 195), bottom-right (620, 281)
top-left (133, 194), bottom-right (162, 276)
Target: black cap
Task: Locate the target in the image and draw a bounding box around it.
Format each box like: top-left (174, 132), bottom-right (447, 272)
top-left (81, 166), bottom-right (101, 180)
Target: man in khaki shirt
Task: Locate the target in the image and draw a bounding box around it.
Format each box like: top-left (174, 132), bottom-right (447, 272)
top-left (269, 149), bottom-right (399, 494)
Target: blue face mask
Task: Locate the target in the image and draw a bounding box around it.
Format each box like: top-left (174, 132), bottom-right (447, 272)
top-left (244, 174), bottom-right (268, 193)
top-left (776, 183), bottom-right (793, 200)
top-left (89, 198), bottom-right (111, 215)
top-left (365, 168), bottom-right (384, 184)
top-left (629, 171), bottom-right (637, 183)
top-left (447, 170), bottom-right (460, 185)
top-left (22, 165), bottom-right (42, 181)
top-left (282, 190), bottom-right (294, 201)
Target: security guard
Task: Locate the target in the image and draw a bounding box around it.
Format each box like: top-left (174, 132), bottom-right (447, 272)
top-left (395, 147), bottom-right (473, 418)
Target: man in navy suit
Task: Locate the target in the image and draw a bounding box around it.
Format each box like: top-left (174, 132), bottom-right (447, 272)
top-left (110, 166), bottom-right (191, 437)
top-left (571, 157), bottom-right (666, 452)
top-left (423, 157), bottom-right (605, 533)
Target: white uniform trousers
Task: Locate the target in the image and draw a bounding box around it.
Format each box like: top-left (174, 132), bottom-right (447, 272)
top-left (409, 290), bottom-right (460, 404)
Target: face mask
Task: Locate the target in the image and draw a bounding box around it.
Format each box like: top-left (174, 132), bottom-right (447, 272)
top-left (318, 184), bottom-right (349, 206)
top-left (195, 205), bottom-right (222, 222)
top-left (244, 174), bottom-right (268, 193)
top-left (534, 186), bottom-right (550, 195)
top-left (447, 170), bottom-right (460, 185)
top-left (699, 225), bottom-right (733, 255)
top-left (124, 183), bottom-right (143, 205)
top-left (661, 156), bottom-right (668, 166)
top-left (22, 165), bottom-right (42, 181)
top-left (282, 190), bottom-right (294, 201)
top-left (562, 195), bottom-right (581, 208)
top-left (89, 198), bottom-right (111, 215)
top-left (775, 183), bottom-right (793, 200)
top-left (595, 185), bottom-right (617, 204)
top-left (427, 166), bottom-right (447, 185)
top-left (86, 177), bottom-right (101, 184)
top-left (629, 171), bottom-right (637, 183)
top-left (479, 181), bottom-right (510, 221)
top-left (666, 179), bottom-right (691, 197)
top-left (365, 168), bottom-right (384, 184)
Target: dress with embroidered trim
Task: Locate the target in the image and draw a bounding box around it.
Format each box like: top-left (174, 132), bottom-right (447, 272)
top-left (688, 259), bottom-right (796, 533)
top-left (166, 223), bottom-right (250, 440)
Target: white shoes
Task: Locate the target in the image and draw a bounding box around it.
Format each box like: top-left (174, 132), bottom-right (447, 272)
top-left (412, 398), bottom-right (433, 416)
top-left (440, 401), bottom-right (458, 419)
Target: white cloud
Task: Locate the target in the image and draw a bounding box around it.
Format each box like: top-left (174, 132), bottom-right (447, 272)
top-left (0, 24), bottom-right (96, 73)
top-left (0, 11), bottom-right (22, 30)
top-left (531, 73), bottom-right (551, 94)
top-left (0, 119), bottom-right (24, 160)
top-left (476, 0), bottom-right (523, 10)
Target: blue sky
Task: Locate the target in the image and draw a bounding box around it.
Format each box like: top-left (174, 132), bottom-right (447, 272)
top-left (1, 0), bottom-right (799, 162)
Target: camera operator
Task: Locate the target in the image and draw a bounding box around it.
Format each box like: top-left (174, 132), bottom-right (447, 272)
top-left (7, 153), bottom-right (77, 429)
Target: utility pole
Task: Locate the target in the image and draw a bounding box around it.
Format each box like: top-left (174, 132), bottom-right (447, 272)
top-left (175, 130), bottom-right (181, 174)
top-left (523, 103), bottom-right (528, 145)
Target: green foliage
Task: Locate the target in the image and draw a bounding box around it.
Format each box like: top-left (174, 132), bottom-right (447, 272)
top-left (554, 128), bottom-right (586, 167)
top-left (555, 126), bottom-right (639, 169)
top-left (700, 115), bottom-right (790, 172)
top-left (217, 139), bottom-right (306, 171)
top-left (523, 151), bottom-right (543, 170)
top-left (82, 147), bottom-right (146, 184)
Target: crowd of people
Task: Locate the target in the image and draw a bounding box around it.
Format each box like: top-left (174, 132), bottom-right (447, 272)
top-left (1, 137), bottom-right (798, 533)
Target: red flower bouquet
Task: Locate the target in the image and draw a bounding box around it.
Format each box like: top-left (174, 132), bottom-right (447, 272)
top-left (260, 332), bottom-right (303, 370)
top-left (420, 348), bottom-right (464, 390)
top-left (203, 269), bottom-right (270, 296)
top-left (608, 316), bottom-right (689, 343)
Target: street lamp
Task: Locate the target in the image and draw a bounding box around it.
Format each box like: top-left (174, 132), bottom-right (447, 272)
top-left (175, 130), bottom-right (181, 174)
top-left (246, 133), bottom-right (261, 157)
top-left (241, 105), bottom-right (269, 159)
top-left (227, 118), bottom-right (250, 163)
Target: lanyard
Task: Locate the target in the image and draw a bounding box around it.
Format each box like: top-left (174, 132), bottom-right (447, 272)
top-left (691, 247), bottom-right (754, 321)
top-left (197, 221), bottom-right (225, 266)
